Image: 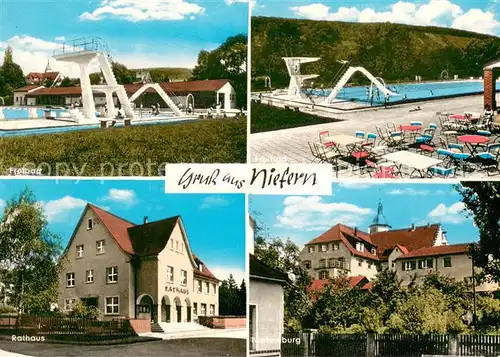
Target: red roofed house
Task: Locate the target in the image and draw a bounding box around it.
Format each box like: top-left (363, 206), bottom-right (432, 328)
top-left (299, 200), bottom-right (498, 292)
top-left (18, 79), bottom-right (237, 110)
top-left (58, 204), bottom-right (219, 332)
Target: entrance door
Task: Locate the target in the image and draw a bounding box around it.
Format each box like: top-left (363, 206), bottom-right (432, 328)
top-left (165, 305), bottom-right (171, 323)
top-left (151, 304), bottom-right (158, 322)
top-left (176, 305), bottom-right (182, 323)
top-left (187, 307), bottom-right (192, 322)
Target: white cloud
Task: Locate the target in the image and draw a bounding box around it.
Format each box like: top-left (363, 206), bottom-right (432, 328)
top-left (290, 0), bottom-right (500, 35)
top-left (200, 195), bottom-right (230, 209)
top-left (428, 201), bottom-right (467, 224)
top-left (79, 0), bottom-right (205, 22)
top-left (210, 265), bottom-right (245, 284)
top-left (55, 36), bottom-right (66, 41)
top-left (0, 35), bottom-right (100, 77)
top-left (337, 182), bottom-right (376, 190)
top-left (276, 196), bottom-right (372, 231)
top-left (102, 189), bottom-right (137, 206)
top-left (42, 196), bottom-right (87, 222)
top-left (0, 199), bottom-right (6, 211)
top-left (387, 188), bottom-right (430, 196)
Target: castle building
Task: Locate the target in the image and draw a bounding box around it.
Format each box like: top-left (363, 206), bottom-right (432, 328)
top-left (300, 201), bottom-right (497, 292)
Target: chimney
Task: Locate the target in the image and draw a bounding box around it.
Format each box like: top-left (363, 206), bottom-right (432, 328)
top-left (409, 223), bottom-right (415, 231)
top-left (426, 222), bottom-right (430, 228)
top-left (199, 263), bottom-right (203, 272)
top-left (143, 216), bottom-right (148, 224)
top-left (354, 227), bottom-right (357, 235)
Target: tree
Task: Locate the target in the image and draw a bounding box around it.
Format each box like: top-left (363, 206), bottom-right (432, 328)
top-left (455, 182), bottom-right (500, 283)
top-left (89, 73), bottom-right (101, 85)
top-left (367, 267), bottom-right (406, 323)
top-left (219, 274), bottom-right (245, 316)
top-left (111, 61), bottom-right (135, 84)
top-left (387, 287), bottom-right (467, 334)
top-left (0, 46), bottom-right (26, 97)
top-left (310, 278), bottom-right (367, 330)
top-left (59, 77), bottom-right (72, 87)
top-left (0, 188), bottom-right (62, 314)
top-left (43, 78), bottom-right (54, 88)
top-left (191, 34), bottom-right (247, 109)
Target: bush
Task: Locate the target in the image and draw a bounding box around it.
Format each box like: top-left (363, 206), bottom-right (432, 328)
top-left (0, 306), bottom-right (16, 314)
top-left (68, 301), bottom-right (101, 320)
top-left (250, 102), bottom-right (342, 133)
top-left (0, 117), bottom-right (247, 176)
top-left (197, 316), bottom-right (214, 328)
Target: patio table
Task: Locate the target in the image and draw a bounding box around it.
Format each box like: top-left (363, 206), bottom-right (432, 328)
top-left (400, 125), bottom-right (421, 141)
top-left (382, 151), bottom-right (443, 178)
top-left (458, 135), bottom-right (490, 155)
top-left (323, 134), bottom-right (365, 155)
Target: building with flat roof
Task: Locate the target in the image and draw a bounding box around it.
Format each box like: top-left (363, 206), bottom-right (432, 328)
top-left (14, 79), bottom-right (237, 110)
top-left (58, 204), bottom-right (219, 327)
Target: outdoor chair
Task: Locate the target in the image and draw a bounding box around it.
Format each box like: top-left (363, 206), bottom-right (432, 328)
top-left (410, 121), bottom-right (423, 126)
top-left (375, 125), bottom-right (391, 146)
top-left (350, 144), bottom-right (370, 174)
top-left (308, 141), bottom-right (322, 163)
top-left (314, 142), bottom-right (342, 177)
top-left (365, 160), bottom-right (398, 179)
top-left (418, 144), bottom-right (435, 157)
top-left (388, 130), bottom-right (405, 150)
top-left (386, 122), bottom-right (397, 132)
top-left (415, 128), bottom-right (436, 146)
top-left (428, 166), bottom-right (456, 178)
top-left (474, 143), bottom-right (500, 176)
top-left (319, 131), bottom-right (336, 149)
top-left (355, 131), bottom-right (365, 139)
top-left (364, 133), bottom-right (387, 158)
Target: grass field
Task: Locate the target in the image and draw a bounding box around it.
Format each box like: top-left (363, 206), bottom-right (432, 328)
top-left (0, 117), bottom-right (246, 176)
top-left (250, 102), bottom-right (342, 133)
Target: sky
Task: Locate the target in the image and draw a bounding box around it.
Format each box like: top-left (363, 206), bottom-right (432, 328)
top-left (0, 179), bottom-right (246, 284)
top-left (250, 182), bottom-right (479, 248)
top-left (0, 0), bottom-right (249, 77)
top-left (252, 0), bottom-right (500, 36)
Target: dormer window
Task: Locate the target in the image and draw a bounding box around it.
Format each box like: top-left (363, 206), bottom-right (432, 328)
top-left (320, 244), bottom-right (327, 252)
top-left (308, 246), bottom-right (315, 254)
top-left (332, 242), bottom-right (339, 251)
top-left (371, 248), bottom-right (376, 256)
top-left (87, 218), bottom-right (93, 230)
top-left (356, 242), bottom-right (365, 252)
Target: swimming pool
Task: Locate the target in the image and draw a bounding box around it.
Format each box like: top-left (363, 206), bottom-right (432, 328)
top-left (1, 107), bottom-right (69, 120)
top-left (0, 118), bottom-right (200, 137)
top-left (305, 80), bottom-right (498, 104)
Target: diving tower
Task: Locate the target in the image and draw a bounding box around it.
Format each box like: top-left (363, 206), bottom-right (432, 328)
top-left (283, 57), bottom-right (320, 98)
top-left (53, 37), bottom-right (134, 122)
top-left (128, 83), bottom-right (183, 116)
top-left (324, 66), bottom-right (398, 104)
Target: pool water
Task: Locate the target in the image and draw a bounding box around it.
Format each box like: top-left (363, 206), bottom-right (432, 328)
top-left (2, 107), bottom-right (69, 120)
top-left (0, 118), bottom-right (200, 137)
top-left (305, 80), bottom-right (497, 104)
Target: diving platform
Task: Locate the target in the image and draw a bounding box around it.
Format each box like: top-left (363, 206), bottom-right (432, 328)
top-left (283, 57), bottom-right (320, 98)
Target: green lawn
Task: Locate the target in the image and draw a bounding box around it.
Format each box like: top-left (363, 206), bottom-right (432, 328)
top-left (0, 118), bottom-right (246, 176)
top-left (250, 102), bottom-right (342, 133)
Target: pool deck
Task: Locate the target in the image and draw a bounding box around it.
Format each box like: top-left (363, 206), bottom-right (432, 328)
top-left (0, 115), bottom-right (200, 132)
top-left (250, 93), bottom-right (499, 179)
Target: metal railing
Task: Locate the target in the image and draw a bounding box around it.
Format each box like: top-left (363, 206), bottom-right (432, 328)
top-left (53, 37), bottom-right (112, 59)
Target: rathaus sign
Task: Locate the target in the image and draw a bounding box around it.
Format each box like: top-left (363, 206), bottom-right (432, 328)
top-left (165, 286), bottom-right (189, 294)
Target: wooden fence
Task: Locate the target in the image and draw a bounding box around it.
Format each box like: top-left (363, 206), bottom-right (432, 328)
top-left (281, 332), bottom-right (500, 357)
top-left (0, 314), bottom-right (136, 341)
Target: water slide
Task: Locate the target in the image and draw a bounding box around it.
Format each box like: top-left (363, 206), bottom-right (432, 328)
top-left (324, 66), bottom-right (399, 103)
top-left (128, 83), bottom-right (183, 116)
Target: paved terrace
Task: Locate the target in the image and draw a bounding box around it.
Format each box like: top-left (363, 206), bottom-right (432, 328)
top-left (250, 94), bottom-right (499, 179)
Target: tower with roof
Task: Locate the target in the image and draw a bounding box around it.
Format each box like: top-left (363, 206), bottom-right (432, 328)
top-left (368, 200), bottom-right (391, 234)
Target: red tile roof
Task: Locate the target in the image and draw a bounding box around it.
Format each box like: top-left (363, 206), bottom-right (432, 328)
top-left (13, 85), bottom-right (43, 93)
top-left (305, 223), bottom-right (441, 262)
top-left (193, 254), bottom-right (219, 281)
top-left (89, 204), bottom-right (135, 255)
top-left (396, 243), bottom-right (469, 260)
top-left (370, 225), bottom-right (440, 259)
top-left (27, 86), bottom-right (82, 96)
top-left (26, 72), bottom-right (60, 81)
top-left (361, 282), bottom-right (374, 290)
top-left (308, 276), bottom-right (369, 293)
top-left (123, 79), bottom-right (230, 94)
top-left (306, 224), bottom-right (378, 261)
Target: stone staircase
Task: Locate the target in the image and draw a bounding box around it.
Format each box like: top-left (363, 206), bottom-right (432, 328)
top-left (151, 322), bottom-right (164, 333)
